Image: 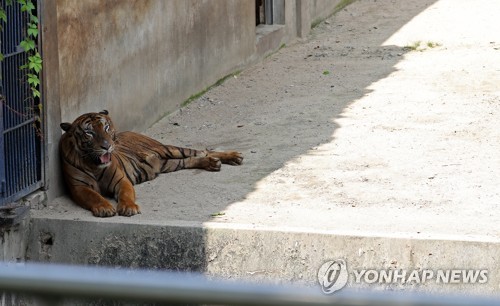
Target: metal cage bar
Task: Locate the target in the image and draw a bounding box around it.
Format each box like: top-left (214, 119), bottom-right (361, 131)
top-left (0, 0), bottom-right (43, 206)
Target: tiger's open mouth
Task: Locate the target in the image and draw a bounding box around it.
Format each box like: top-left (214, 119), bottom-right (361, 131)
top-left (99, 152), bottom-right (112, 165)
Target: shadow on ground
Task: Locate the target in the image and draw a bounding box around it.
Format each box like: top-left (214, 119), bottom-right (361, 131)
top-left (140, 0), bottom-right (440, 224)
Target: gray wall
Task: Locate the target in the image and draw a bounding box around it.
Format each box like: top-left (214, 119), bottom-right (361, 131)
top-left (56, 0), bottom-right (256, 132)
top-left (309, 0), bottom-right (344, 22)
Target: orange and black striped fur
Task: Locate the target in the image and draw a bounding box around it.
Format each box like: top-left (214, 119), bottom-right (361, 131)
top-left (59, 110), bottom-right (243, 217)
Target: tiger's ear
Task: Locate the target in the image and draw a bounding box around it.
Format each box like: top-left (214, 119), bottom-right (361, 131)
top-left (99, 110), bottom-right (109, 115)
top-left (60, 122), bottom-right (72, 132)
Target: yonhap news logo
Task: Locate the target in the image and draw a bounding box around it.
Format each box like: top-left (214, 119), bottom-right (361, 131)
top-left (351, 268), bottom-right (488, 285)
top-left (318, 259), bottom-right (488, 294)
top-left (317, 260), bottom-right (349, 294)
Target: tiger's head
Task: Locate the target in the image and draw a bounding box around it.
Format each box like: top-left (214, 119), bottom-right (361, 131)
top-left (60, 110), bottom-right (117, 167)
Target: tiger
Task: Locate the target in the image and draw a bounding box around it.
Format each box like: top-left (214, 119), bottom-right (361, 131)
top-left (59, 110), bottom-right (243, 217)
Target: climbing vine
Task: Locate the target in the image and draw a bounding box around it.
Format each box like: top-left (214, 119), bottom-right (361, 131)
top-left (0, 0), bottom-right (42, 108)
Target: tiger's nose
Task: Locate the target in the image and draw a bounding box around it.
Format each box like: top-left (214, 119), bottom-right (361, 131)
top-left (101, 140), bottom-right (111, 150)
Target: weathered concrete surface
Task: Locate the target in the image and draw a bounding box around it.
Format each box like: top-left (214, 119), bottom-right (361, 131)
top-left (28, 216), bottom-right (499, 295)
top-left (1, 209), bottom-right (29, 262)
top-left (54, 0), bottom-right (345, 133)
top-left (31, 0), bottom-right (500, 296)
top-left (41, 0), bottom-right (64, 202)
top-left (56, 0), bottom-right (256, 132)
top-left (0, 208), bottom-right (30, 306)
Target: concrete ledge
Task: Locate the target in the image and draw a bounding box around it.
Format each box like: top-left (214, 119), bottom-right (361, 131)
top-left (256, 25), bottom-right (286, 58)
top-left (27, 216), bottom-right (499, 295)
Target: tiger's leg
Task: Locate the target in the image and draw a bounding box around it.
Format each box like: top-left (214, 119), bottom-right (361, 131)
top-left (163, 145), bottom-right (243, 166)
top-left (161, 156), bottom-right (222, 172)
top-left (70, 186), bottom-right (116, 217)
top-left (111, 172), bottom-right (141, 217)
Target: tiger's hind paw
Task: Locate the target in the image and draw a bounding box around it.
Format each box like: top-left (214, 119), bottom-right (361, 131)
top-left (224, 151), bottom-right (243, 165)
top-left (208, 151), bottom-right (243, 166)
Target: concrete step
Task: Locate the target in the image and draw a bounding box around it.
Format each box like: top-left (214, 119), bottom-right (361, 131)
top-left (30, 202), bottom-right (499, 295)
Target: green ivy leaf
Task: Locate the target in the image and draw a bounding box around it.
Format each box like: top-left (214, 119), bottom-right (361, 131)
top-left (26, 1), bottom-right (36, 11)
top-left (29, 53), bottom-right (43, 65)
top-left (31, 87), bottom-right (41, 99)
top-left (0, 53), bottom-right (4, 62)
top-left (28, 23), bottom-right (38, 37)
top-left (0, 9), bottom-right (7, 23)
top-left (26, 1), bottom-right (36, 14)
top-left (28, 61), bottom-right (42, 73)
top-left (30, 15), bottom-right (39, 24)
top-left (20, 39), bottom-right (35, 51)
top-left (20, 0), bottom-right (35, 13)
top-left (27, 74), bottom-right (40, 87)
top-left (28, 78), bottom-right (40, 87)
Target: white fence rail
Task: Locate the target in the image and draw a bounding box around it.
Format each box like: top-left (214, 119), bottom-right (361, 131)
top-left (0, 262), bottom-right (498, 306)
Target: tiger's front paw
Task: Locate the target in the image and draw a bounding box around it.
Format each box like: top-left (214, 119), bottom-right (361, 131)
top-left (91, 202), bottom-right (116, 218)
top-left (200, 156), bottom-right (222, 171)
top-left (117, 201), bottom-right (141, 217)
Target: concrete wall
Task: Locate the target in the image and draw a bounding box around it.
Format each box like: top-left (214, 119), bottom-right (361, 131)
top-left (0, 214), bottom-right (29, 263)
top-left (294, 0), bottom-right (343, 38)
top-left (27, 219), bottom-right (500, 295)
top-left (56, 0), bottom-right (255, 132)
top-left (0, 208), bottom-right (30, 306)
top-left (309, 0), bottom-right (344, 24)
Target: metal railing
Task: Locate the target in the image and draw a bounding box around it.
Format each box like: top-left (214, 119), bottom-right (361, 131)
top-left (0, 262), bottom-right (498, 306)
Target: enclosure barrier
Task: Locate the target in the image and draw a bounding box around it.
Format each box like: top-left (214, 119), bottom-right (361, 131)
top-left (0, 0), bottom-right (44, 207)
top-left (0, 262), bottom-right (498, 306)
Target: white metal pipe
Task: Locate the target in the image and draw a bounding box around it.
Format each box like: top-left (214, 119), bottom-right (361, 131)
top-left (0, 262), bottom-right (498, 306)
